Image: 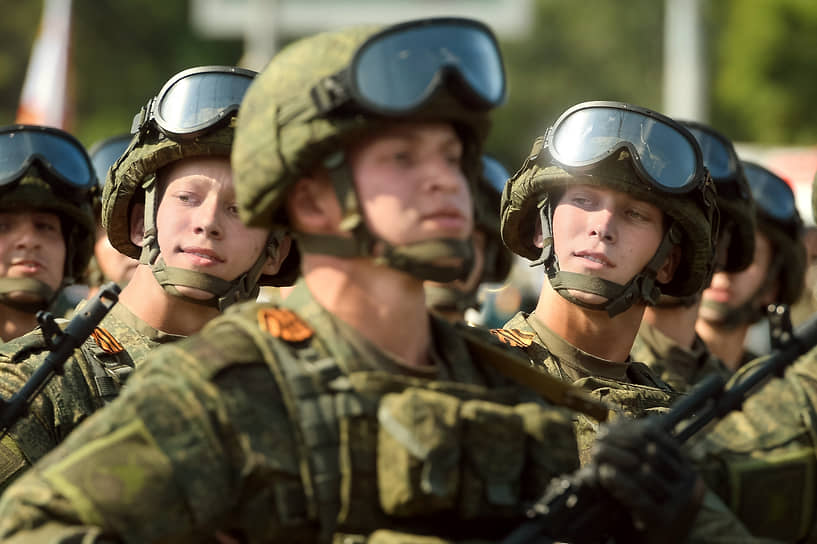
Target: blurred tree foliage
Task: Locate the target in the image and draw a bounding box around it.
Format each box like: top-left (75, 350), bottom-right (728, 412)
top-left (0, 0), bottom-right (816, 167)
top-left (0, 0), bottom-right (242, 147)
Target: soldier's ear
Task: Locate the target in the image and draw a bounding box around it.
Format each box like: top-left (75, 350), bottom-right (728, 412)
top-left (129, 203), bottom-right (145, 247)
top-left (656, 244), bottom-right (682, 284)
top-left (261, 235), bottom-right (292, 275)
top-left (286, 169), bottom-right (342, 234)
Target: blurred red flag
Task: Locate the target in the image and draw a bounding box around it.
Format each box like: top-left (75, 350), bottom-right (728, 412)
top-left (16, 0), bottom-right (73, 129)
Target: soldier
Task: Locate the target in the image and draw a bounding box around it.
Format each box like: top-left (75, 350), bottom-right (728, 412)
top-left (0, 125), bottom-right (95, 342)
top-left (50, 133), bottom-right (137, 317)
top-left (0, 19), bottom-right (707, 543)
top-left (632, 122), bottom-right (755, 392)
top-left (498, 101), bottom-right (769, 540)
top-left (0, 65), bottom-right (292, 490)
top-left (88, 133), bottom-right (138, 289)
top-left (696, 160), bottom-right (806, 370)
top-left (425, 153), bottom-right (513, 323)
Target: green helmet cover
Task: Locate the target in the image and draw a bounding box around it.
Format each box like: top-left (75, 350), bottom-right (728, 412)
top-left (232, 23), bottom-right (493, 283)
top-left (501, 136), bottom-right (718, 303)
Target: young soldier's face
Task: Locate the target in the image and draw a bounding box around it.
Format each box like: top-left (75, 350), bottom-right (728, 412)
top-left (551, 184), bottom-right (669, 304)
top-left (699, 230), bottom-right (776, 319)
top-left (348, 122), bottom-right (473, 246)
top-left (0, 210), bottom-right (66, 292)
top-left (154, 156), bottom-right (271, 299)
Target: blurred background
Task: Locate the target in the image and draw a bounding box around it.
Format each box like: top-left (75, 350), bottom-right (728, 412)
top-left (4, 0), bottom-right (817, 325)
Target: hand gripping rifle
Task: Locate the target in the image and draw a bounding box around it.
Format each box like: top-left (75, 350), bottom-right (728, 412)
top-left (503, 307), bottom-right (817, 544)
top-left (0, 282), bottom-right (121, 440)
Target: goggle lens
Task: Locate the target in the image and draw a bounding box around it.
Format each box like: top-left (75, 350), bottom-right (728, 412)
top-left (0, 127), bottom-right (94, 191)
top-left (743, 162), bottom-right (796, 222)
top-left (481, 155), bottom-right (510, 193)
top-left (352, 19), bottom-right (505, 113)
top-left (90, 135), bottom-right (131, 186)
top-left (685, 126), bottom-right (736, 180)
top-left (549, 106), bottom-right (700, 192)
top-left (134, 66), bottom-right (256, 139)
top-left (157, 71), bottom-right (253, 134)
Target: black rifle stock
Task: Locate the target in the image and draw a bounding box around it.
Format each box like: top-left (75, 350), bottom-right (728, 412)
top-left (503, 310), bottom-right (817, 544)
top-left (0, 282), bottom-right (120, 440)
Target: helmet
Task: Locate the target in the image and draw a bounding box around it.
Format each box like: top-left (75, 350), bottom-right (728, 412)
top-left (233, 17), bottom-right (505, 282)
top-left (742, 161), bottom-right (805, 306)
top-left (103, 65), bottom-right (292, 310)
top-left (0, 125), bottom-right (96, 310)
top-left (501, 102), bottom-right (719, 317)
top-left (681, 121), bottom-right (756, 273)
top-left (474, 154), bottom-right (513, 283)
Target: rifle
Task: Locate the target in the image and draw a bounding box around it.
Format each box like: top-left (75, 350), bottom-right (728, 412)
top-left (503, 309), bottom-right (817, 544)
top-left (0, 282), bottom-right (120, 440)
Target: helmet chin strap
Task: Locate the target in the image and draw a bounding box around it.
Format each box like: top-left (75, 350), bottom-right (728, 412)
top-left (0, 277), bottom-right (55, 313)
top-left (531, 197), bottom-right (681, 318)
top-left (699, 254), bottom-right (783, 329)
top-left (138, 176), bottom-right (278, 311)
top-left (294, 151), bottom-right (474, 283)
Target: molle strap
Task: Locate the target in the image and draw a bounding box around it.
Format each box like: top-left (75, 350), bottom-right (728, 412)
top-left (0, 277), bottom-right (55, 313)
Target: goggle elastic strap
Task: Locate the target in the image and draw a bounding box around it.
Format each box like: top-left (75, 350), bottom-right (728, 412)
top-left (294, 153), bottom-right (473, 283)
top-left (533, 195), bottom-right (680, 317)
top-left (0, 277), bottom-right (56, 313)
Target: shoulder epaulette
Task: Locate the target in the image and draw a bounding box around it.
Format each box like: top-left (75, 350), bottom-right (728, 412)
top-left (257, 307), bottom-right (313, 343)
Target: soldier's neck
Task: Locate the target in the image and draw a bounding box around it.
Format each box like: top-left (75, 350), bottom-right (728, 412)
top-left (0, 304), bottom-right (39, 342)
top-left (118, 265), bottom-right (220, 337)
top-left (533, 282), bottom-right (643, 363)
top-left (694, 318), bottom-right (749, 371)
top-left (643, 302), bottom-right (701, 350)
top-left (302, 254), bottom-right (432, 368)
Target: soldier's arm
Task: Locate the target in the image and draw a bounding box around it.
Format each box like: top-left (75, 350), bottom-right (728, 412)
top-left (0, 337), bottom-right (100, 492)
top-left (0, 323), bottom-right (299, 543)
top-left (687, 353), bottom-right (817, 542)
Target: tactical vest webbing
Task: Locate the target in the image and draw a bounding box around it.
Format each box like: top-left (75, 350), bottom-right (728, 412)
top-left (223, 306), bottom-right (580, 543)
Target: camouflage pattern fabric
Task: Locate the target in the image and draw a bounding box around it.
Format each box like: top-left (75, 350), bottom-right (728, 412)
top-left (501, 311), bottom-right (781, 543)
top-left (0, 301), bottom-right (183, 492)
top-left (0, 280), bottom-right (580, 543)
top-left (632, 321), bottom-right (733, 393)
top-left (687, 351), bottom-right (817, 542)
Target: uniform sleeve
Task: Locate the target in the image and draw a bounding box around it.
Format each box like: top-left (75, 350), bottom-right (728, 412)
top-left (0, 322), bottom-right (302, 543)
top-left (0, 343), bottom-right (100, 492)
top-left (687, 353), bottom-right (817, 542)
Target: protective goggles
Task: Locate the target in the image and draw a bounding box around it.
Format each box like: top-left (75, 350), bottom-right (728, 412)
top-left (88, 134), bottom-right (131, 186)
top-left (741, 161), bottom-right (799, 224)
top-left (544, 101), bottom-right (707, 193)
top-left (481, 154), bottom-right (510, 193)
top-left (132, 66), bottom-right (256, 139)
top-left (312, 17), bottom-right (506, 116)
top-left (681, 121), bottom-right (741, 181)
top-left (0, 125), bottom-right (96, 204)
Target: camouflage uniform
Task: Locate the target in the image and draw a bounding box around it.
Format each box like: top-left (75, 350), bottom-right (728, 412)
top-left (497, 106), bottom-right (779, 542)
top-left (0, 20), bottom-right (596, 544)
top-left (0, 68), bottom-right (285, 490)
top-left (631, 322), bottom-right (732, 393)
top-left (0, 302), bottom-right (182, 490)
top-left (0, 280), bottom-right (580, 543)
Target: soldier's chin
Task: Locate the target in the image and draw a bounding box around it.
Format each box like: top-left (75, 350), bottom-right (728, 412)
top-left (175, 285), bottom-right (217, 302)
top-left (565, 289), bottom-right (609, 307)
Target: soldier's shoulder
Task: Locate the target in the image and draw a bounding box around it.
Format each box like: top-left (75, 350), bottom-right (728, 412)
top-left (169, 301), bottom-right (316, 379)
